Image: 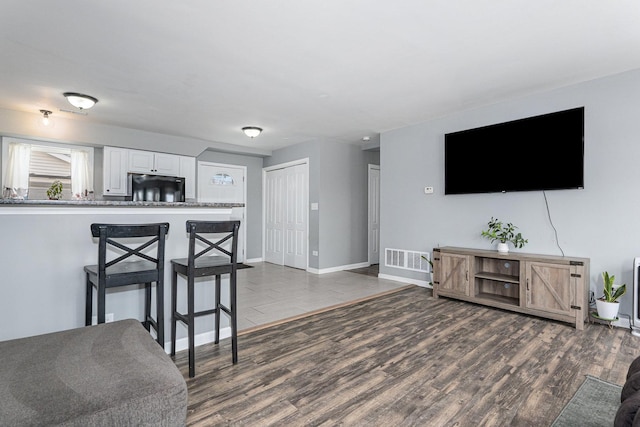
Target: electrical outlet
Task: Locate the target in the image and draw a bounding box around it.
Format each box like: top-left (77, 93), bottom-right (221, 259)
top-left (312, 250), bottom-right (319, 256)
top-left (424, 186), bottom-right (434, 194)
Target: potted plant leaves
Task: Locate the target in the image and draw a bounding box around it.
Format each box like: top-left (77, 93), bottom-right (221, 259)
top-left (421, 255), bottom-right (434, 286)
top-left (595, 271), bottom-right (626, 320)
top-left (46, 180), bottom-right (63, 200)
top-left (481, 217), bottom-right (527, 253)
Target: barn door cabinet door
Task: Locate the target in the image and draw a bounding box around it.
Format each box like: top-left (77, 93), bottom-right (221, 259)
top-left (434, 252), bottom-right (471, 297)
top-left (525, 261), bottom-right (583, 319)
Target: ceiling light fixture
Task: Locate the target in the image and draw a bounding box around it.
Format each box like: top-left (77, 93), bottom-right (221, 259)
top-left (40, 109), bottom-right (52, 126)
top-left (242, 126), bottom-right (263, 138)
top-left (63, 92), bottom-right (98, 110)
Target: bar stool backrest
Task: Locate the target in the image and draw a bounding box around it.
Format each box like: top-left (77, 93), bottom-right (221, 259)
top-left (185, 220), bottom-right (240, 269)
top-left (90, 223), bottom-right (170, 281)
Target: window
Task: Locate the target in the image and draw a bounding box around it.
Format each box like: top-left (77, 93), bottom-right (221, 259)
top-left (2, 137), bottom-right (94, 200)
top-left (210, 173), bottom-right (235, 185)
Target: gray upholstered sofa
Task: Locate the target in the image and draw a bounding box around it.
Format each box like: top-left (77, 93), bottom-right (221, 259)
top-left (0, 319), bottom-right (187, 426)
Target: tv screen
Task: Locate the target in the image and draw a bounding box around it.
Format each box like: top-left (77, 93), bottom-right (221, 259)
top-left (444, 107), bottom-right (584, 195)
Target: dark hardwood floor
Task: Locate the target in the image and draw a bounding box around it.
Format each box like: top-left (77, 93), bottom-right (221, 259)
top-left (173, 286), bottom-right (638, 426)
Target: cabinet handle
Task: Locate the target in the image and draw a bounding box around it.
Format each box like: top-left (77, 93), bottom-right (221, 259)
top-left (526, 278), bottom-right (529, 291)
top-left (466, 271), bottom-right (468, 281)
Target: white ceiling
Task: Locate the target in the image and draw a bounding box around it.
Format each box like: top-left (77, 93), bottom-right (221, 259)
top-left (1, 1), bottom-right (640, 152)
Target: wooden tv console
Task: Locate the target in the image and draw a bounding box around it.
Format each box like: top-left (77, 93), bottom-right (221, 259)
top-left (432, 247), bottom-right (590, 330)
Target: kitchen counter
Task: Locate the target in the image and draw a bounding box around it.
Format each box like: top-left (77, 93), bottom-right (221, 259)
top-left (0, 201), bottom-right (244, 344)
top-left (0, 199), bottom-right (244, 208)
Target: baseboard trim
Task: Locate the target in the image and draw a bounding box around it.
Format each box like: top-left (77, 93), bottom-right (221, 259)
top-left (378, 273), bottom-right (432, 288)
top-left (307, 261), bottom-right (370, 275)
top-left (245, 257), bottom-right (263, 263)
top-left (165, 327), bottom-right (232, 354)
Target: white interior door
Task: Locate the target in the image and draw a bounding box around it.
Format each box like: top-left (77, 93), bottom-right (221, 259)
top-left (264, 162), bottom-right (308, 269)
top-left (283, 164), bottom-right (307, 269)
top-left (368, 165), bottom-right (380, 265)
top-left (264, 168), bottom-right (284, 264)
top-left (197, 162), bottom-right (246, 262)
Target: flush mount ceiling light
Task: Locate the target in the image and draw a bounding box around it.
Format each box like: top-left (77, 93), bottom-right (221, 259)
top-left (39, 109), bottom-right (52, 126)
top-left (63, 92), bottom-right (98, 110)
top-left (242, 126), bottom-right (262, 138)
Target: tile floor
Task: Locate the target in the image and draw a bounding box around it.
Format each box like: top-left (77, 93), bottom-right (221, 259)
top-left (236, 262), bottom-right (408, 331)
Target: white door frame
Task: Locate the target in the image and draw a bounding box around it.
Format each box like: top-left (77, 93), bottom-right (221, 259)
top-left (197, 161), bottom-right (247, 262)
top-left (368, 164), bottom-right (381, 265)
top-left (262, 158), bottom-right (309, 270)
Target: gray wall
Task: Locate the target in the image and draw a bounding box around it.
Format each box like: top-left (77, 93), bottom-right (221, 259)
top-left (265, 140), bottom-right (374, 270)
top-left (197, 150), bottom-right (264, 260)
top-left (379, 68), bottom-right (640, 319)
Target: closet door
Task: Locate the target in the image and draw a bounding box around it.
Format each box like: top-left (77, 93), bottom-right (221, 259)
top-left (264, 163), bottom-right (308, 269)
top-left (283, 164), bottom-right (307, 269)
top-left (264, 168), bottom-right (284, 265)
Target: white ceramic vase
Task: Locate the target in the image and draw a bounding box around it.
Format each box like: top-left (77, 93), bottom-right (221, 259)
top-left (497, 242), bottom-right (509, 253)
top-left (595, 299), bottom-right (620, 320)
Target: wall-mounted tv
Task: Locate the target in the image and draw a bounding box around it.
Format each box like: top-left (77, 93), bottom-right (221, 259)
top-left (444, 107), bottom-right (584, 195)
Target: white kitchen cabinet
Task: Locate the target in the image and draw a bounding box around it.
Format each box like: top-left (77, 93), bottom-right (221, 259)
top-left (103, 146), bottom-right (129, 196)
top-left (179, 156), bottom-right (196, 200)
top-left (128, 150), bottom-right (180, 176)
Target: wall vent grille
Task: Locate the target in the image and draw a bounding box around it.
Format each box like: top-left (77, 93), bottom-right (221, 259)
top-left (385, 248), bottom-right (431, 272)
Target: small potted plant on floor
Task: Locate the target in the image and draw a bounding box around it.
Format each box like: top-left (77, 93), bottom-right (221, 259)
top-left (595, 271), bottom-right (626, 320)
top-left (481, 217), bottom-right (527, 253)
top-left (46, 180), bottom-right (63, 200)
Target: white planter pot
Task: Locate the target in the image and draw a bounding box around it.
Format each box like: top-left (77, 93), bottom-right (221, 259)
top-left (596, 299), bottom-right (620, 320)
top-left (497, 242), bottom-right (509, 253)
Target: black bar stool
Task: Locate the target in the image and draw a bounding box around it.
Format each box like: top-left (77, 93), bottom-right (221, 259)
top-left (170, 220), bottom-right (240, 378)
top-left (84, 223), bottom-right (169, 346)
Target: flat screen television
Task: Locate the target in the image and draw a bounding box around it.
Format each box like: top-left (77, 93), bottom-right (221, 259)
top-left (444, 107), bottom-right (584, 195)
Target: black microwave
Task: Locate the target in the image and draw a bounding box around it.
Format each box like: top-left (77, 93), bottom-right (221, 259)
top-left (127, 173), bottom-right (185, 202)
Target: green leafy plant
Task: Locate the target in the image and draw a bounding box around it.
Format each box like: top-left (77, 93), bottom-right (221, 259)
top-left (481, 217), bottom-right (528, 248)
top-left (421, 255), bottom-right (434, 286)
top-left (420, 255), bottom-right (434, 269)
top-left (46, 180), bottom-right (63, 200)
top-left (601, 271), bottom-right (626, 303)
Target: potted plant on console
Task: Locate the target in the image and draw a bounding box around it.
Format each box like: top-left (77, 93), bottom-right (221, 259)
top-left (481, 217), bottom-right (528, 253)
top-left (595, 271), bottom-right (626, 320)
